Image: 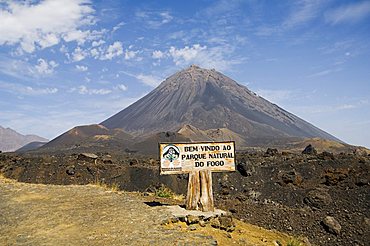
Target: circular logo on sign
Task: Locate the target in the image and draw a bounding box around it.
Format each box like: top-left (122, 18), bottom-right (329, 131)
top-left (162, 145), bottom-right (180, 162)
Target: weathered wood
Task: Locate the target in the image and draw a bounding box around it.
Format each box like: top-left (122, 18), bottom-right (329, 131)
top-left (186, 171), bottom-right (200, 210)
top-left (199, 170), bottom-right (214, 212)
top-left (186, 170), bottom-right (214, 212)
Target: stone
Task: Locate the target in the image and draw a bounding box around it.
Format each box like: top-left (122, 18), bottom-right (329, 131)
top-left (302, 144), bottom-right (317, 155)
top-left (170, 217), bottom-right (179, 223)
top-left (78, 153), bottom-right (98, 161)
top-left (210, 217), bottom-right (220, 228)
top-left (66, 165), bottom-right (75, 175)
top-left (279, 170), bottom-right (302, 186)
top-left (304, 188), bottom-right (332, 209)
top-left (322, 216), bottom-right (341, 235)
top-left (265, 148), bottom-right (278, 156)
top-left (323, 168), bottom-right (349, 186)
top-left (218, 215), bottom-right (235, 231)
top-left (186, 215), bottom-right (199, 225)
top-left (188, 225), bottom-right (197, 231)
top-left (199, 220), bottom-right (206, 227)
top-left (318, 151), bottom-right (335, 160)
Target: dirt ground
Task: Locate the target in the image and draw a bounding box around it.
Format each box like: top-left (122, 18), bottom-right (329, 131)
top-left (0, 176), bottom-right (303, 246)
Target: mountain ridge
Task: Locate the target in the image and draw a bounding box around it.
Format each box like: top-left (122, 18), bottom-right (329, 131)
top-left (0, 126), bottom-right (48, 152)
top-left (101, 65), bottom-right (340, 144)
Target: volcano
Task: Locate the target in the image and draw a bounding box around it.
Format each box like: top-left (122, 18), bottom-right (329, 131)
top-left (101, 65), bottom-right (339, 145)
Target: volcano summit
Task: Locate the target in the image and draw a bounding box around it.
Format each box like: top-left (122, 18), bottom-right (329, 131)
top-left (101, 65), bottom-right (339, 146)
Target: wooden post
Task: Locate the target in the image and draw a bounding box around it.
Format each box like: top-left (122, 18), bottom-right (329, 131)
top-left (186, 170), bottom-right (214, 212)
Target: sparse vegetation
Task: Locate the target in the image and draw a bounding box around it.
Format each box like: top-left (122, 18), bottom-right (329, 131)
top-left (286, 238), bottom-right (302, 246)
top-left (91, 179), bottom-right (120, 192)
top-left (155, 184), bottom-right (175, 198)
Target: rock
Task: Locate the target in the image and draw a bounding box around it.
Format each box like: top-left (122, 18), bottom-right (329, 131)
top-left (188, 225), bottom-right (197, 231)
top-left (302, 144), bottom-right (317, 155)
top-left (218, 215), bottom-right (235, 231)
top-left (279, 170), bottom-right (302, 186)
top-left (304, 188), bottom-right (332, 209)
top-left (199, 220), bottom-right (206, 227)
top-left (323, 168), bottom-right (349, 186)
top-left (318, 151), bottom-right (335, 160)
top-left (66, 165), bottom-right (75, 175)
top-left (170, 217), bottom-right (179, 223)
top-left (265, 148), bottom-right (278, 156)
top-left (78, 153), bottom-right (98, 162)
top-left (186, 215), bottom-right (199, 225)
top-left (210, 217), bottom-right (220, 228)
top-left (322, 216), bottom-right (341, 235)
top-left (236, 160), bottom-right (252, 177)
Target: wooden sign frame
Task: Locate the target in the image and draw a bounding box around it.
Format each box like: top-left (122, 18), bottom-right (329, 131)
top-left (159, 141), bottom-right (236, 212)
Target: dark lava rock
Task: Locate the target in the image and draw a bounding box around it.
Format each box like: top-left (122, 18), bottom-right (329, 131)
top-left (323, 168), bottom-right (349, 186)
top-left (321, 216), bottom-right (341, 235)
top-left (236, 159), bottom-right (253, 177)
top-left (318, 151), bottom-right (335, 160)
top-left (302, 144), bottom-right (317, 155)
top-left (279, 170), bottom-right (302, 186)
top-left (264, 148), bottom-right (278, 157)
top-left (304, 188), bottom-right (332, 209)
top-left (66, 165), bottom-right (75, 175)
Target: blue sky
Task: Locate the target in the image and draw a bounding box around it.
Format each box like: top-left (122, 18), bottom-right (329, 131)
top-left (0, 0), bottom-right (369, 148)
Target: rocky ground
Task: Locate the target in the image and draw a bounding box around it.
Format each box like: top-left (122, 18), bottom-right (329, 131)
top-left (0, 176), bottom-right (301, 246)
top-left (0, 148), bottom-right (369, 245)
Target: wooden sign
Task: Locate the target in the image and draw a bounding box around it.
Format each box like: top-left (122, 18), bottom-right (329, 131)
top-left (159, 141), bottom-right (236, 212)
top-left (159, 141), bottom-right (236, 175)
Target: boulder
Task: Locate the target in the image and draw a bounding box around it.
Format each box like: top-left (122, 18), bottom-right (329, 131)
top-left (265, 148), bottom-right (278, 157)
top-left (279, 170), bottom-right (302, 186)
top-left (322, 216), bottom-right (341, 235)
top-left (302, 144), bottom-right (317, 155)
top-left (218, 215), bottom-right (235, 232)
top-left (77, 153), bottom-right (98, 162)
top-left (304, 188), bottom-right (332, 209)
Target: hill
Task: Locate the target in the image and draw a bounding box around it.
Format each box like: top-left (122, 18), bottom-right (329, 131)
top-left (0, 126), bottom-right (47, 152)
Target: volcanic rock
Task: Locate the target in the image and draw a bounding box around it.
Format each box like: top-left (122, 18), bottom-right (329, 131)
top-left (304, 188), bottom-right (332, 209)
top-left (322, 216), bottom-right (341, 235)
top-left (302, 144), bottom-right (317, 155)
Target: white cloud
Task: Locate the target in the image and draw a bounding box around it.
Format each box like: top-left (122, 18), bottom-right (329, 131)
top-left (35, 58), bottom-right (58, 75)
top-left (63, 30), bottom-right (90, 45)
top-left (72, 47), bottom-right (87, 62)
top-left (71, 85), bottom-right (112, 95)
top-left (92, 39), bottom-right (105, 47)
top-left (100, 41), bottom-right (123, 60)
top-left (75, 65), bottom-right (88, 72)
top-left (0, 0), bottom-right (95, 53)
top-left (325, 1), bottom-right (370, 24)
top-left (0, 81), bottom-right (58, 96)
top-left (168, 44), bottom-right (241, 71)
top-left (136, 74), bottom-right (161, 87)
top-left (152, 50), bottom-right (165, 59)
top-left (90, 48), bottom-right (100, 58)
top-left (112, 21), bottom-right (125, 32)
top-left (135, 11), bottom-right (173, 28)
top-left (124, 49), bottom-right (137, 60)
top-left (116, 84), bottom-right (128, 91)
top-left (169, 44), bottom-right (207, 65)
top-left (282, 0), bottom-right (324, 29)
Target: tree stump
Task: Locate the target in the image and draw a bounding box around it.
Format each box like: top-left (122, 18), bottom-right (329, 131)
top-left (186, 170), bottom-right (214, 212)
